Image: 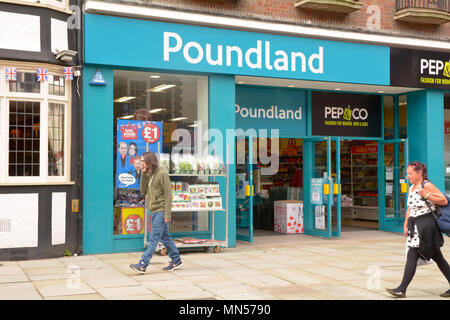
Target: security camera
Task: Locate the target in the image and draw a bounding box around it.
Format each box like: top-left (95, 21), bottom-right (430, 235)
top-left (54, 49), bottom-right (78, 62)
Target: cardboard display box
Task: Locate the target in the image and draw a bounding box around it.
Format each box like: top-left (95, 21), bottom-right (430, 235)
top-left (274, 200), bottom-right (303, 234)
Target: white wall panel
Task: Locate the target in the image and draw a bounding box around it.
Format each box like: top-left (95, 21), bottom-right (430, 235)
top-left (0, 11), bottom-right (40, 52)
top-left (0, 194), bottom-right (38, 249)
top-left (51, 18), bottom-right (68, 53)
top-left (52, 192), bottom-right (66, 245)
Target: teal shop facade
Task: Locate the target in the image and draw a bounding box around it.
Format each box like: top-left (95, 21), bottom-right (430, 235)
top-left (83, 11), bottom-right (448, 254)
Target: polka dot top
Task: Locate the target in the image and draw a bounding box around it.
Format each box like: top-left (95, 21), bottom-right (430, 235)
top-left (407, 185), bottom-right (436, 218)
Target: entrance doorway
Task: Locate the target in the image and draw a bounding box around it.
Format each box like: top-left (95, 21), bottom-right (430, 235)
top-left (235, 136), bottom-right (408, 242)
top-left (304, 137), bottom-right (408, 237)
top-left (236, 137), bottom-right (304, 242)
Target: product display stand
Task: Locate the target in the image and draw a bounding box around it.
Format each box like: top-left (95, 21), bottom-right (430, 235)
top-left (350, 150), bottom-right (378, 221)
top-left (143, 145), bottom-right (229, 254)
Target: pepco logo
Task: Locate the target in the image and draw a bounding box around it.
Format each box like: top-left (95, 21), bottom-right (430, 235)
top-left (420, 58), bottom-right (450, 77)
top-left (325, 106), bottom-right (368, 121)
top-left (444, 62), bottom-right (450, 78)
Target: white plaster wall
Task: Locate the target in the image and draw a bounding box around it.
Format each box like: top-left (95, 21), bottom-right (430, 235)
top-left (0, 194), bottom-right (39, 249)
top-left (0, 11), bottom-right (40, 52)
top-left (52, 192), bottom-right (66, 245)
top-left (51, 18), bottom-right (68, 53)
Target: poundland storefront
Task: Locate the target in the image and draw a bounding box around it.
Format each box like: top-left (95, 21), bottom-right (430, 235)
top-left (82, 5), bottom-right (449, 254)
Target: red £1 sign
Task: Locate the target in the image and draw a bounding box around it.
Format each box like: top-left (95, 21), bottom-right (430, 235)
top-left (124, 214), bottom-right (143, 234)
top-left (142, 123), bottom-right (161, 144)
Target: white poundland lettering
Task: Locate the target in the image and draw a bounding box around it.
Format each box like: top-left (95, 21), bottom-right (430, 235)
top-left (163, 31), bottom-right (323, 74)
top-left (235, 104), bottom-right (302, 120)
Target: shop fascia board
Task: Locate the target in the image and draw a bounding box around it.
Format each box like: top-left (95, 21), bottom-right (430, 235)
top-left (84, 0), bottom-right (450, 52)
top-left (235, 75), bottom-right (422, 95)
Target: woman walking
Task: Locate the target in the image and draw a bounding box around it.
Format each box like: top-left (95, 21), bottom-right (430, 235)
top-left (130, 151), bottom-right (183, 273)
top-left (386, 161), bottom-right (450, 298)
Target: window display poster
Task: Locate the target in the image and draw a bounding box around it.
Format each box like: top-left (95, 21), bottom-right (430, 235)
top-left (385, 166), bottom-right (393, 181)
top-left (121, 207), bottom-right (146, 234)
top-left (314, 205), bottom-right (326, 230)
top-left (386, 183), bottom-right (393, 196)
top-left (311, 178), bottom-right (324, 205)
top-left (116, 120), bottom-right (163, 189)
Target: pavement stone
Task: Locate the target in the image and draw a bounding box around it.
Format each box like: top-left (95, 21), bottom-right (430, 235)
top-left (33, 279), bottom-right (96, 298)
top-left (1, 230), bottom-right (450, 300)
top-left (0, 282), bottom-right (42, 300)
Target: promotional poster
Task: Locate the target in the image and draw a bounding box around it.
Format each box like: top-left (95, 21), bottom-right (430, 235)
top-left (116, 120), bottom-right (163, 189)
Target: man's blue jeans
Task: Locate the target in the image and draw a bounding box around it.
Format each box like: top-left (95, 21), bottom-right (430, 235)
top-left (140, 211), bottom-right (181, 266)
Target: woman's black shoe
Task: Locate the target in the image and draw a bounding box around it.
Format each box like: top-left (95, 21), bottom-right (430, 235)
top-left (440, 289), bottom-right (450, 297)
top-left (386, 288), bottom-right (406, 298)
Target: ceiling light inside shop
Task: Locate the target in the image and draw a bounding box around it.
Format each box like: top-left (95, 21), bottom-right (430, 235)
top-left (188, 123), bottom-right (198, 127)
top-left (169, 117), bottom-right (188, 122)
top-left (378, 91), bottom-right (384, 93)
top-left (150, 75), bottom-right (161, 78)
top-left (334, 88), bottom-right (341, 91)
top-left (120, 115), bottom-right (134, 119)
top-left (288, 85), bottom-right (295, 87)
top-left (149, 108), bottom-right (165, 113)
top-left (147, 84), bottom-right (176, 92)
top-left (113, 96), bottom-right (136, 103)
top-left (237, 81), bottom-right (245, 84)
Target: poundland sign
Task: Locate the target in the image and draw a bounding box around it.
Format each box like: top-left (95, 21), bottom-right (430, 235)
top-left (235, 104), bottom-right (302, 120)
top-left (235, 86), bottom-right (307, 138)
top-left (85, 14), bottom-right (390, 85)
top-left (164, 32), bottom-right (323, 74)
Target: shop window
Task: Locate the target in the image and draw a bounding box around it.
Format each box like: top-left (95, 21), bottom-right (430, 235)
top-left (0, 65), bottom-right (70, 183)
top-left (8, 101), bottom-right (40, 176)
top-left (113, 70), bottom-right (209, 235)
top-left (48, 103), bottom-right (65, 176)
top-left (9, 72), bottom-right (40, 94)
top-left (399, 95), bottom-right (407, 139)
top-left (48, 75), bottom-right (65, 96)
top-left (384, 95), bottom-right (407, 139)
top-left (444, 94), bottom-right (450, 195)
top-left (384, 96), bottom-right (394, 139)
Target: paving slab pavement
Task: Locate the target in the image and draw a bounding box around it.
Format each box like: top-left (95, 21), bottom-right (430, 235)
top-left (1, 230), bottom-right (450, 300)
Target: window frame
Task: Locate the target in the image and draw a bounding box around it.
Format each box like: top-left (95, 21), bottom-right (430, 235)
top-left (41, 0), bottom-right (68, 10)
top-left (1, 0), bottom-right (71, 13)
top-left (0, 63), bottom-right (71, 185)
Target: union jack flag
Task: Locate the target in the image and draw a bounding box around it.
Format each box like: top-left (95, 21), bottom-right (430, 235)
top-left (36, 68), bottom-right (48, 82)
top-left (6, 67), bottom-right (17, 81)
top-left (64, 67), bottom-right (73, 80)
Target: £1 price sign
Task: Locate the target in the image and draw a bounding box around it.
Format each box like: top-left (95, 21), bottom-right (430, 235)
top-left (142, 123), bottom-right (161, 144)
top-left (124, 214), bottom-right (143, 234)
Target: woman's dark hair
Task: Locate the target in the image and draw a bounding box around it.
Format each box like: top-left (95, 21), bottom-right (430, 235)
top-left (408, 161), bottom-right (428, 180)
top-left (142, 151), bottom-right (158, 173)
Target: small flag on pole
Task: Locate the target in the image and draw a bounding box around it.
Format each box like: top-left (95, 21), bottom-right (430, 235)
top-left (6, 67), bottom-right (17, 81)
top-left (37, 68), bottom-right (48, 82)
top-left (64, 67), bottom-right (73, 80)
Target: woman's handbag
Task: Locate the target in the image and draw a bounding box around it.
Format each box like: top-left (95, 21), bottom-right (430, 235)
top-left (421, 180), bottom-right (450, 236)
